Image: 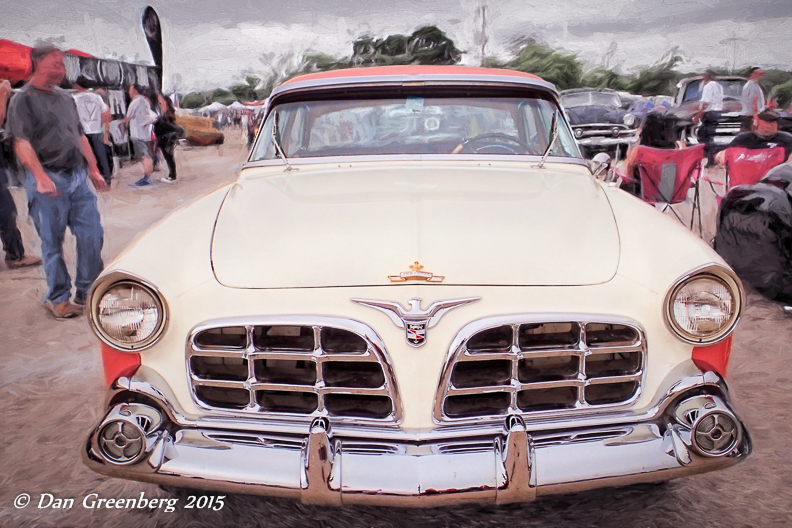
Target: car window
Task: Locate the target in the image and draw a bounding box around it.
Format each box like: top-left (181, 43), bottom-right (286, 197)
top-left (251, 96), bottom-right (581, 160)
top-left (590, 92), bottom-right (621, 107)
top-left (683, 80), bottom-right (702, 103)
top-left (561, 93), bottom-right (589, 107)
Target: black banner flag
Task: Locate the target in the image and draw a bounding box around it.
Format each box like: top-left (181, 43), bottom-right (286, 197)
top-left (142, 6), bottom-right (163, 91)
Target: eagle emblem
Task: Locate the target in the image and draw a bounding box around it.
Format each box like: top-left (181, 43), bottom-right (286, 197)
top-left (351, 297), bottom-right (480, 347)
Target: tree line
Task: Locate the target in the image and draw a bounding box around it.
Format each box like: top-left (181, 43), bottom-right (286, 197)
top-left (180, 26), bottom-right (792, 109)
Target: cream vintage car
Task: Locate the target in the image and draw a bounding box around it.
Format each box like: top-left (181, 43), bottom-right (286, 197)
top-left (83, 66), bottom-right (750, 507)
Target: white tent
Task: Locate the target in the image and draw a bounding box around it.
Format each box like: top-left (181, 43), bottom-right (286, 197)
top-left (229, 101), bottom-right (246, 109)
top-left (201, 101), bottom-right (227, 112)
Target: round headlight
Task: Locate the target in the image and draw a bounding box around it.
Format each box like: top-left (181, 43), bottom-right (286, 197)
top-left (667, 274), bottom-right (739, 343)
top-left (623, 114), bottom-right (637, 127)
top-left (93, 280), bottom-right (166, 350)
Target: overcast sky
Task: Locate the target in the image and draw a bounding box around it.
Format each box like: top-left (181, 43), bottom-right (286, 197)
top-left (3, 0), bottom-right (792, 92)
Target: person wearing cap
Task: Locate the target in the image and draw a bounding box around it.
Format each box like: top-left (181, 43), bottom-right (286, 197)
top-left (693, 70), bottom-right (724, 163)
top-left (742, 67), bottom-right (766, 116)
top-left (717, 110), bottom-right (792, 164)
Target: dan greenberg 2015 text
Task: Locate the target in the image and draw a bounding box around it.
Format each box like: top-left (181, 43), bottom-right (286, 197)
top-left (14, 492), bottom-right (226, 513)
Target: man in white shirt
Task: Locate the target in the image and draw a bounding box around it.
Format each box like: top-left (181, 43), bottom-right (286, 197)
top-left (742, 67), bottom-right (766, 116)
top-left (694, 70), bottom-right (724, 163)
top-left (73, 83), bottom-right (112, 185)
top-left (124, 84), bottom-right (157, 187)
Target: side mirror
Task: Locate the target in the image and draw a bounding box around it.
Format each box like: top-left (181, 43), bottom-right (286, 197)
top-left (591, 153), bottom-right (612, 179)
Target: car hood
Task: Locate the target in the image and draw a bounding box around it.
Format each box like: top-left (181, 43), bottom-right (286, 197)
top-left (211, 163), bottom-right (620, 288)
top-left (566, 105), bottom-right (626, 126)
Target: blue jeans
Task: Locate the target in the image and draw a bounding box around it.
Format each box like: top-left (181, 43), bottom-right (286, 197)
top-left (25, 167), bottom-right (104, 304)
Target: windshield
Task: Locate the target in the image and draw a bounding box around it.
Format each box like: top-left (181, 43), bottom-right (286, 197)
top-left (561, 92), bottom-right (620, 108)
top-left (682, 79), bottom-right (747, 102)
top-left (250, 96), bottom-right (580, 160)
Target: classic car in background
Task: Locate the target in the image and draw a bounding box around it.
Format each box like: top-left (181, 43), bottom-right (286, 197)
top-left (671, 76), bottom-right (750, 149)
top-left (175, 113), bottom-right (225, 146)
top-left (561, 88), bottom-right (639, 159)
top-left (83, 66), bottom-right (750, 507)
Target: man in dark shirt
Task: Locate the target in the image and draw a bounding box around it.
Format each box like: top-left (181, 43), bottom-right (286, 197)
top-left (7, 46), bottom-right (107, 318)
top-left (719, 110), bottom-right (792, 163)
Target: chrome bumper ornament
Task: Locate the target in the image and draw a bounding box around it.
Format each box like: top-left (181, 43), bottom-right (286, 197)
top-left (84, 371), bottom-right (751, 507)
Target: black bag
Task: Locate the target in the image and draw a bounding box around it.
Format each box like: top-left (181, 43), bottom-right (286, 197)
top-left (714, 163), bottom-right (792, 303)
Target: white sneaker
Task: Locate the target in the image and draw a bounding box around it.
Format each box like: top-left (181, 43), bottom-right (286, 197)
top-left (159, 176), bottom-right (177, 184)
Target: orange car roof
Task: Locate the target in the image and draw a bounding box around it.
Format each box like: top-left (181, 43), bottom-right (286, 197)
top-left (283, 65), bottom-right (543, 85)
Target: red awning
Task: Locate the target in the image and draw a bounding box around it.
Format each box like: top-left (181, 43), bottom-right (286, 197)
top-left (66, 48), bottom-right (94, 58)
top-left (0, 39), bottom-right (32, 84)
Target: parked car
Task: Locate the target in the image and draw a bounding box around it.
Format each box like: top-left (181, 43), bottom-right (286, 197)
top-left (671, 76), bottom-right (750, 149)
top-left (561, 88), bottom-right (639, 159)
top-left (82, 65), bottom-right (750, 507)
top-left (175, 113), bottom-right (225, 146)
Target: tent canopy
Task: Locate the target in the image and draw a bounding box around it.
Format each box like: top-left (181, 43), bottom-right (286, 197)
top-left (201, 101), bottom-right (227, 112)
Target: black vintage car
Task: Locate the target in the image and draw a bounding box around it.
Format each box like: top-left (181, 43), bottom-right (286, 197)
top-left (560, 88), bottom-right (639, 159)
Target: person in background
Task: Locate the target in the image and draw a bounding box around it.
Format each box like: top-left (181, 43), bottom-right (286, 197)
top-left (716, 110), bottom-right (792, 165)
top-left (616, 109), bottom-right (682, 197)
top-left (693, 70), bottom-right (724, 164)
top-left (73, 82), bottom-right (112, 185)
top-left (742, 67), bottom-right (766, 117)
top-left (154, 94), bottom-right (183, 183)
top-left (125, 84), bottom-right (157, 187)
top-left (7, 46), bottom-right (106, 318)
top-left (0, 79), bottom-right (42, 271)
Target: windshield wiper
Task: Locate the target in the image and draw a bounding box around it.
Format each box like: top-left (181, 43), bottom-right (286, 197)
top-left (271, 112), bottom-right (295, 171)
top-left (535, 111), bottom-right (559, 169)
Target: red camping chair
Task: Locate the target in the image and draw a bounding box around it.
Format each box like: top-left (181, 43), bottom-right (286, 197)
top-left (634, 144), bottom-right (705, 233)
top-left (723, 146), bottom-right (787, 191)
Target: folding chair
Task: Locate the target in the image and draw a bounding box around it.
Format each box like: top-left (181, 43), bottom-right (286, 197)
top-left (634, 144), bottom-right (705, 234)
top-left (724, 146), bottom-right (787, 191)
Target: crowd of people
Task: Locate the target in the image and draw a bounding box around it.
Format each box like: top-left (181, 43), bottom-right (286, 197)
top-left (618, 68), bottom-right (792, 197)
top-left (0, 45), bottom-right (189, 318)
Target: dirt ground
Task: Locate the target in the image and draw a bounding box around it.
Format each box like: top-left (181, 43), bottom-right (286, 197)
top-left (1, 138), bottom-right (790, 527)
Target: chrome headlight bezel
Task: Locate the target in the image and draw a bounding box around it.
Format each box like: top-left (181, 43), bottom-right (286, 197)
top-left (663, 264), bottom-right (744, 345)
top-left (86, 271), bottom-right (168, 352)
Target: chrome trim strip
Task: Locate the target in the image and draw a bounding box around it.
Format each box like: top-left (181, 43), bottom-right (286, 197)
top-left (433, 314), bottom-right (647, 424)
top-left (241, 154), bottom-right (591, 170)
top-left (186, 316), bottom-right (403, 425)
top-left (662, 263), bottom-right (745, 345)
top-left (85, 270), bottom-right (169, 352)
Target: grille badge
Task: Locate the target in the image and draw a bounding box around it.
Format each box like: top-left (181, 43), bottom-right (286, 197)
top-left (352, 297), bottom-right (480, 347)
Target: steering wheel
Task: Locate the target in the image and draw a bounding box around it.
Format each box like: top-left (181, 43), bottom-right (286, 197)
top-left (451, 133), bottom-right (529, 154)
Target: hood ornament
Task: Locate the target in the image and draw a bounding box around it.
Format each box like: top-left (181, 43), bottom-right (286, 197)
top-left (352, 297), bottom-right (480, 347)
top-left (389, 262), bottom-right (444, 283)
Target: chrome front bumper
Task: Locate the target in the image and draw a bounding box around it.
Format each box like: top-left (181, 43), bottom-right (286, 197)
top-left (83, 370), bottom-right (751, 507)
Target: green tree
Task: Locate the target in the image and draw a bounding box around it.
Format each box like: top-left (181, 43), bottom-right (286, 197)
top-left (580, 68), bottom-right (630, 91)
top-left (506, 39), bottom-right (583, 91)
top-left (771, 80), bottom-right (792, 110)
top-left (351, 26), bottom-right (462, 66)
top-left (628, 54), bottom-right (682, 96)
top-left (180, 91), bottom-right (209, 109)
top-left (211, 88), bottom-right (237, 105)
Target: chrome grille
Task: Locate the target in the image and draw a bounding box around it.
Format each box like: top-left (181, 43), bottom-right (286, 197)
top-left (435, 316), bottom-right (646, 422)
top-left (187, 317), bottom-right (401, 423)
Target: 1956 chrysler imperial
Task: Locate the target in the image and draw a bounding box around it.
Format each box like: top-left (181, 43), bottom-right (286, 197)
top-left (83, 66), bottom-right (750, 507)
